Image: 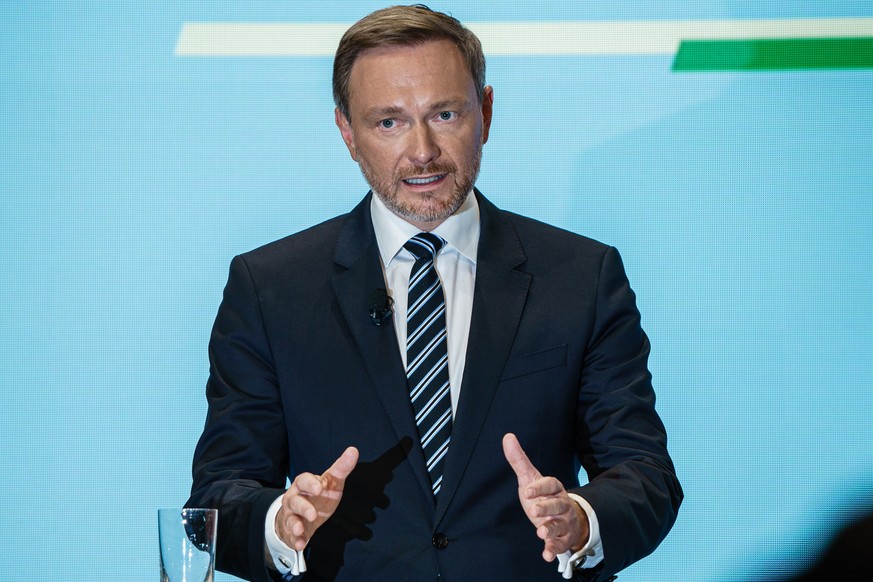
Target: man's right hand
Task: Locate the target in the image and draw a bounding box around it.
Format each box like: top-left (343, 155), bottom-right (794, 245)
top-left (275, 446), bottom-right (359, 551)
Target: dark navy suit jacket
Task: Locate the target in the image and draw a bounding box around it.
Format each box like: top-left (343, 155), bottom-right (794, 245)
top-left (187, 191), bottom-right (682, 582)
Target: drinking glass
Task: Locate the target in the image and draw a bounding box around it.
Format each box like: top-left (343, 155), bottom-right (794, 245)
top-left (158, 508), bottom-right (217, 582)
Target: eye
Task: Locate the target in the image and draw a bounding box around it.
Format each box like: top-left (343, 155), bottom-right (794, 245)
top-left (437, 111), bottom-right (456, 121)
top-left (379, 119), bottom-right (395, 129)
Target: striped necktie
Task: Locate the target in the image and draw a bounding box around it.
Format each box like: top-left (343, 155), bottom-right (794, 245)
top-left (404, 232), bottom-right (452, 496)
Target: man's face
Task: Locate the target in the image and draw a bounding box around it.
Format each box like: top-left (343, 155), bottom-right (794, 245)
top-left (336, 39), bottom-right (493, 231)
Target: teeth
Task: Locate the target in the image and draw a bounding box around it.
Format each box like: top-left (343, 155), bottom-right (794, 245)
top-left (405, 175), bottom-right (442, 185)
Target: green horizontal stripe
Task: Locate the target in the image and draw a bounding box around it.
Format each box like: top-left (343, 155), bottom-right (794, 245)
top-left (672, 37), bottom-right (873, 71)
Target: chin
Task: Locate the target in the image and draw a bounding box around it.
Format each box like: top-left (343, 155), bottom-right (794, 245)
top-left (406, 193), bottom-right (466, 223)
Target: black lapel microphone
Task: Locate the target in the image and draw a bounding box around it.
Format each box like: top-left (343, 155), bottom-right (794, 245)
top-left (368, 288), bottom-right (394, 327)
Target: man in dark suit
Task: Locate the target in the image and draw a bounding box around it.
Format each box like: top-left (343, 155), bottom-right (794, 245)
top-left (187, 6), bottom-right (682, 582)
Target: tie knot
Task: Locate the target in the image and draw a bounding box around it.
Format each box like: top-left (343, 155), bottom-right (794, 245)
top-left (404, 232), bottom-right (445, 261)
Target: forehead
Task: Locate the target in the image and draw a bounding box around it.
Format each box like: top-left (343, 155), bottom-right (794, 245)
top-left (347, 40), bottom-right (476, 111)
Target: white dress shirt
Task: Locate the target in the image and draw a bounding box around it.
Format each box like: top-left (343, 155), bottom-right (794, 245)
top-left (370, 190), bottom-right (479, 413)
top-left (265, 192), bottom-right (602, 578)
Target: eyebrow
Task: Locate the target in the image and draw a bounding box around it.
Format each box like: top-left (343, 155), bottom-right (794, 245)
top-left (362, 105), bottom-right (405, 121)
top-left (429, 98), bottom-right (474, 112)
top-left (361, 98), bottom-right (475, 122)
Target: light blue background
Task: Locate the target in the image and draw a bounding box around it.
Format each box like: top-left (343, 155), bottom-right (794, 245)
top-left (1, 2), bottom-right (871, 581)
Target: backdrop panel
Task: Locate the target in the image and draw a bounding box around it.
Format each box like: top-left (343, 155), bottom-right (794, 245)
top-left (1, 2), bottom-right (871, 580)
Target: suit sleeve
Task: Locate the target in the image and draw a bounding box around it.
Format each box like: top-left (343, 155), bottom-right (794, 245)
top-left (186, 255), bottom-right (289, 582)
top-left (571, 246), bottom-right (683, 579)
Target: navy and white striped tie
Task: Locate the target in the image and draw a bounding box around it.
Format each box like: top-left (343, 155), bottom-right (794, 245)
top-left (404, 232), bottom-right (452, 496)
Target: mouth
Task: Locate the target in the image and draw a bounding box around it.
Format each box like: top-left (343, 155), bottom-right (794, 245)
top-left (402, 174), bottom-right (447, 187)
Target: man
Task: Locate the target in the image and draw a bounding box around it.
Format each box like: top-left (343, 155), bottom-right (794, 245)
top-left (187, 5), bottom-right (682, 582)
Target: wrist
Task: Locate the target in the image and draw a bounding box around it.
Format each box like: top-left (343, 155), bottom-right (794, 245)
top-left (569, 497), bottom-right (590, 552)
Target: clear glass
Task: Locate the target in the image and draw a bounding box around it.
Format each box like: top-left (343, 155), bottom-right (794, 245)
top-left (158, 508), bottom-right (217, 582)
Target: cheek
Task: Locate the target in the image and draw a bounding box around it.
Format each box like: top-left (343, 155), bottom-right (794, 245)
top-left (360, 139), bottom-right (403, 171)
top-left (446, 128), bottom-right (482, 157)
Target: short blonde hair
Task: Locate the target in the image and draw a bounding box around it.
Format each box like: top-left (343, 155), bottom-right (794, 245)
top-left (333, 4), bottom-right (486, 119)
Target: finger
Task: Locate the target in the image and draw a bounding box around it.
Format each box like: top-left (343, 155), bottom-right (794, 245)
top-left (502, 433), bottom-right (542, 486)
top-left (276, 513), bottom-right (307, 549)
top-left (531, 495), bottom-right (571, 518)
top-left (288, 493), bottom-right (319, 522)
top-left (524, 476), bottom-right (564, 501)
top-left (542, 545), bottom-right (558, 562)
top-left (325, 446), bottom-right (359, 482)
top-left (280, 513), bottom-right (306, 539)
top-left (292, 472), bottom-right (324, 496)
top-left (544, 536), bottom-right (572, 562)
top-left (538, 529), bottom-right (571, 563)
top-left (536, 518), bottom-right (570, 541)
top-left (284, 522), bottom-right (308, 552)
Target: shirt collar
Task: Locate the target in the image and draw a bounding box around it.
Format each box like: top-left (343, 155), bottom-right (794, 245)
top-left (370, 191), bottom-right (480, 266)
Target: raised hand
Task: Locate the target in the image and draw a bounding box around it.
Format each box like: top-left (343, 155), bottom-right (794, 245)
top-left (275, 446), bottom-right (359, 551)
top-left (502, 433), bottom-right (589, 562)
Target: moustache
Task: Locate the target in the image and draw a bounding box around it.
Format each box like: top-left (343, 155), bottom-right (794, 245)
top-left (397, 162), bottom-right (457, 181)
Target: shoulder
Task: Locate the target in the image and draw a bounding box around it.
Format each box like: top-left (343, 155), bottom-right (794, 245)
top-left (219, 212), bottom-right (354, 302)
top-left (496, 207), bottom-right (616, 270)
top-left (477, 191), bottom-right (611, 258)
top-left (236, 194), bottom-right (373, 276)
top-left (238, 212), bottom-right (348, 272)
top-left (507, 210), bottom-right (606, 249)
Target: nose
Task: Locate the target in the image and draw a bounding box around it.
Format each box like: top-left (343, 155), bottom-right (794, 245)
top-left (407, 122), bottom-right (440, 166)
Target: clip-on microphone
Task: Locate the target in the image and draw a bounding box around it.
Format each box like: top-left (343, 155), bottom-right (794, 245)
top-left (368, 288), bottom-right (394, 327)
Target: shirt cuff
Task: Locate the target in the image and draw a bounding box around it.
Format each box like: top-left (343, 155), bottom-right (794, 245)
top-left (265, 494), bottom-right (307, 576)
top-left (556, 493), bottom-right (604, 579)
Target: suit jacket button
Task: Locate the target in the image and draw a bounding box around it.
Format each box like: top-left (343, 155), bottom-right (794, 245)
top-left (432, 533), bottom-right (449, 550)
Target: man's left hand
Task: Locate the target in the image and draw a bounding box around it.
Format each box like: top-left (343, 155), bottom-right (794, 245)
top-left (502, 432), bottom-right (590, 562)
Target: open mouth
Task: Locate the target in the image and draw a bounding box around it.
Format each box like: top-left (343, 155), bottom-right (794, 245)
top-left (402, 174), bottom-right (446, 186)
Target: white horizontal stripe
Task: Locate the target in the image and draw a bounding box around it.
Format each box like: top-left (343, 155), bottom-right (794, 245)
top-left (175, 22), bottom-right (348, 56)
top-left (175, 18), bottom-right (873, 56)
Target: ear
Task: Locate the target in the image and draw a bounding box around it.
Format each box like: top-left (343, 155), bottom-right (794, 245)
top-left (335, 107), bottom-right (358, 161)
top-left (480, 85), bottom-right (494, 144)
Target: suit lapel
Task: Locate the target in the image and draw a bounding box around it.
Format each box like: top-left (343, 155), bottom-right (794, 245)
top-left (435, 191), bottom-right (531, 524)
top-left (331, 194), bottom-right (436, 505)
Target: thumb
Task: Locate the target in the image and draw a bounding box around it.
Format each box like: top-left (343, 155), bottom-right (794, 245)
top-left (325, 446), bottom-right (359, 482)
top-left (502, 433), bottom-right (541, 486)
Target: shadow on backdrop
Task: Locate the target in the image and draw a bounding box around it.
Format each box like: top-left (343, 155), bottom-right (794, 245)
top-left (755, 490), bottom-right (873, 582)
